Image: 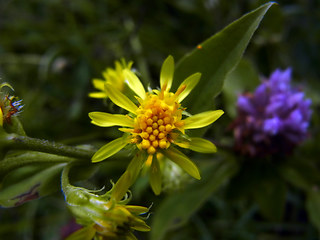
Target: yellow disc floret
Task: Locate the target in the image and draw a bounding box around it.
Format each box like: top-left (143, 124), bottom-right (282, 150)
top-left (133, 87), bottom-right (185, 155)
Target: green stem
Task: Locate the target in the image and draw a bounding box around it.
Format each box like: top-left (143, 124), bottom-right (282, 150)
top-left (0, 152), bottom-right (75, 176)
top-left (2, 134), bottom-right (95, 160)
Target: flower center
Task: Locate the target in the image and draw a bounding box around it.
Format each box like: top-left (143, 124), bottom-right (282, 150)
top-left (133, 91), bottom-right (185, 155)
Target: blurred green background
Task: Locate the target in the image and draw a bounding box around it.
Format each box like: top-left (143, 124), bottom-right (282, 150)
top-left (1, 0), bottom-right (320, 239)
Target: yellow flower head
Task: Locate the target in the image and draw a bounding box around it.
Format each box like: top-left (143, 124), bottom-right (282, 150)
top-left (89, 56), bottom-right (224, 195)
top-left (89, 59), bottom-right (134, 99)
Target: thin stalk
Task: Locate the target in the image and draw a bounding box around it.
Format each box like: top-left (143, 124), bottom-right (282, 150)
top-left (2, 134), bottom-right (95, 160)
top-left (0, 152), bottom-right (76, 176)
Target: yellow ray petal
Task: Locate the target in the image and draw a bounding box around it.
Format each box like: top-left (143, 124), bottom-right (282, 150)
top-left (123, 69), bottom-right (146, 99)
top-left (92, 79), bottom-right (105, 90)
top-left (89, 112), bottom-right (134, 128)
top-left (65, 224), bottom-right (96, 240)
top-left (125, 205), bottom-right (149, 215)
top-left (188, 137), bottom-right (217, 153)
top-left (92, 137), bottom-right (129, 163)
top-left (160, 55), bottom-right (174, 92)
top-left (104, 83), bottom-right (138, 114)
top-left (0, 107), bottom-right (3, 127)
top-left (131, 218), bottom-right (151, 232)
top-left (162, 147), bottom-right (200, 180)
top-left (149, 156), bottom-right (162, 195)
top-left (88, 92), bottom-right (107, 98)
top-left (111, 154), bottom-right (145, 202)
top-left (177, 73), bottom-right (201, 103)
top-left (184, 110), bottom-right (224, 129)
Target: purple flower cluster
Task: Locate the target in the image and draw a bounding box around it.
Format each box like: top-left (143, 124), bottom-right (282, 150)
top-left (233, 68), bottom-right (312, 158)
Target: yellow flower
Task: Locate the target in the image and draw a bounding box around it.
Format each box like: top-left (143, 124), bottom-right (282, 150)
top-left (89, 56), bottom-right (224, 195)
top-left (89, 59), bottom-right (134, 99)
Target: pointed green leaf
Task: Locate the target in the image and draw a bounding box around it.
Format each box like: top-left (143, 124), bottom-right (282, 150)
top-left (123, 69), bottom-right (146, 99)
top-left (89, 112), bottom-right (134, 128)
top-left (177, 73), bottom-right (201, 103)
top-left (0, 163), bottom-right (65, 207)
top-left (162, 147), bottom-right (200, 180)
top-left (151, 158), bottom-right (238, 240)
top-left (149, 157), bottom-right (162, 195)
top-left (160, 55), bottom-right (174, 91)
top-left (104, 83), bottom-right (138, 114)
top-left (173, 2), bottom-right (276, 113)
top-left (92, 137), bottom-right (129, 163)
top-left (184, 110), bottom-right (224, 130)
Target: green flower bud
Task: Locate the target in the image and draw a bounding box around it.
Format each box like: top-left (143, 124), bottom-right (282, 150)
top-left (62, 164), bottom-right (150, 240)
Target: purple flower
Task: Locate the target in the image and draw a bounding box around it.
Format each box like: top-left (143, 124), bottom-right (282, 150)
top-left (232, 68), bottom-right (312, 158)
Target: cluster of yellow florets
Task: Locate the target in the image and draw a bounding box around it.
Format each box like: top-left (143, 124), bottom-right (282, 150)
top-left (132, 90), bottom-right (185, 155)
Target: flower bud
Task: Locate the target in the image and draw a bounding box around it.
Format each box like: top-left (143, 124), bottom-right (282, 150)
top-left (62, 164), bottom-right (150, 239)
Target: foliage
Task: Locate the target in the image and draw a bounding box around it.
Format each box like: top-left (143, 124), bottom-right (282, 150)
top-left (1, 1), bottom-right (320, 240)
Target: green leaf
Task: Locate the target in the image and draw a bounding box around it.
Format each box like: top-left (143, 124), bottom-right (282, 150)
top-left (173, 2), bottom-right (276, 113)
top-left (306, 189), bottom-right (320, 231)
top-left (279, 160), bottom-right (320, 192)
top-left (151, 158), bottom-right (238, 240)
top-left (0, 163), bottom-right (65, 207)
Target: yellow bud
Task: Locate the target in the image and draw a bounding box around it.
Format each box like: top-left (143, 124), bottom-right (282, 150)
top-left (141, 139), bottom-right (150, 149)
top-left (147, 118), bottom-right (153, 125)
top-left (159, 125), bottom-right (165, 132)
top-left (157, 119), bottom-right (164, 125)
top-left (141, 132), bottom-right (149, 139)
top-left (149, 134), bottom-right (156, 142)
top-left (159, 139), bottom-right (167, 149)
top-left (152, 140), bottom-right (159, 148)
top-left (146, 127), bottom-right (153, 134)
top-left (140, 122), bottom-right (147, 130)
top-left (148, 146), bottom-right (156, 154)
top-left (164, 116), bottom-right (171, 124)
top-left (153, 129), bottom-right (159, 136)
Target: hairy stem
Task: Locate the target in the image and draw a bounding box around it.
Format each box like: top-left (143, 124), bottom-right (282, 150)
top-left (2, 134), bottom-right (95, 160)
